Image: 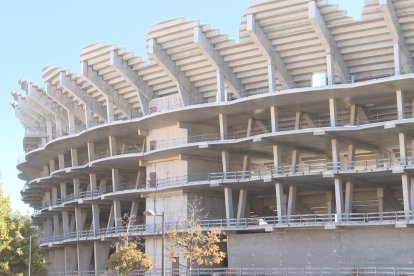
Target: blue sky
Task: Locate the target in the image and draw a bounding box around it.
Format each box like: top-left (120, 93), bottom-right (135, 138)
top-left (0, 0), bottom-right (364, 213)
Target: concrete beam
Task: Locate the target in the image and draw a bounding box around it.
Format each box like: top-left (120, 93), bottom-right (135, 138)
top-left (379, 0), bottom-right (413, 74)
top-left (82, 62), bottom-right (137, 119)
top-left (308, 1), bottom-right (350, 82)
top-left (246, 14), bottom-right (295, 89)
top-left (194, 26), bottom-right (243, 98)
top-left (109, 51), bottom-right (153, 115)
top-left (148, 38), bottom-right (192, 106)
top-left (59, 72), bottom-right (107, 124)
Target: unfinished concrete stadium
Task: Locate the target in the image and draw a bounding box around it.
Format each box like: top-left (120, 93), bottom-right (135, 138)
top-left (11, 0), bottom-right (414, 274)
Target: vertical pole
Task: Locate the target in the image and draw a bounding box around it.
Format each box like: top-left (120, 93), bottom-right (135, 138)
top-left (28, 235), bottom-right (32, 276)
top-left (162, 212), bottom-right (165, 276)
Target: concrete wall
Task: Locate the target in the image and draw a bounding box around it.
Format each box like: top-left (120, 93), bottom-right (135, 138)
top-left (188, 192), bottom-right (226, 219)
top-left (228, 227), bottom-right (414, 268)
top-left (145, 190), bottom-right (188, 223)
top-left (188, 158), bottom-right (221, 181)
top-left (146, 158), bottom-right (188, 181)
top-left (147, 124), bottom-right (187, 151)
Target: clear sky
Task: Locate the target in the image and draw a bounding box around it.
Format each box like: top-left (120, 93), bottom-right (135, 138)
top-left (0, 0), bottom-right (364, 214)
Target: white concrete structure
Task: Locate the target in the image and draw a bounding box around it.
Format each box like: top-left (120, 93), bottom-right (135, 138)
top-left (12, 0), bottom-right (414, 274)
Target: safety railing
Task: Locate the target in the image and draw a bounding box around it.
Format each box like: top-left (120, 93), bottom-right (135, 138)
top-left (39, 211), bottom-right (414, 245)
top-left (146, 175), bottom-right (189, 189)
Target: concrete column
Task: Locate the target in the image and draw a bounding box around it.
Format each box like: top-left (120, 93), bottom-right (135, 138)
top-left (331, 139), bottom-right (340, 170)
top-left (46, 120), bottom-right (53, 141)
top-left (75, 207), bottom-right (84, 232)
top-left (326, 51), bottom-right (335, 85)
top-left (246, 118), bottom-right (253, 137)
top-left (87, 142), bottom-right (95, 162)
top-left (287, 185), bottom-right (297, 217)
top-left (242, 155), bottom-right (251, 172)
top-left (58, 154), bottom-right (65, 170)
top-left (112, 168), bottom-right (119, 192)
top-left (107, 205), bottom-right (115, 229)
top-left (94, 242), bottom-right (111, 274)
top-left (92, 204), bottom-right (100, 234)
top-left (219, 113), bottom-right (228, 140)
top-left (55, 116), bottom-right (63, 137)
top-left (224, 187), bottom-right (234, 224)
top-left (222, 151), bottom-right (230, 173)
top-left (329, 98), bottom-right (337, 127)
top-left (347, 144), bottom-right (355, 169)
top-left (129, 201), bottom-right (139, 227)
top-left (67, 111), bottom-right (76, 135)
top-left (64, 246), bottom-right (77, 274)
top-left (411, 177), bottom-right (414, 212)
top-left (291, 149), bottom-right (299, 173)
top-left (270, 106), bottom-right (279, 132)
top-left (273, 144), bottom-right (282, 173)
top-left (77, 244), bottom-right (93, 272)
top-left (51, 187), bottom-right (58, 205)
top-left (53, 214), bottom-right (60, 236)
top-left (85, 105), bottom-right (94, 128)
top-left (60, 182), bottom-right (67, 200)
top-left (275, 182), bottom-right (285, 223)
top-left (71, 148), bottom-right (78, 166)
top-left (402, 174), bottom-right (411, 217)
top-left (45, 191), bottom-right (51, 206)
top-left (49, 159), bottom-right (55, 173)
top-left (399, 132), bottom-right (408, 165)
top-left (334, 178), bottom-right (344, 221)
top-left (106, 98), bottom-right (115, 123)
top-left (326, 192), bottom-right (333, 215)
top-left (344, 180), bottom-right (353, 214)
top-left (267, 59), bottom-right (276, 92)
top-left (394, 41), bottom-right (401, 76)
top-left (41, 166), bottom-right (49, 177)
top-left (349, 104), bottom-right (356, 126)
top-left (396, 89), bottom-right (405, 120)
top-left (236, 189), bottom-right (247, 219)
top-left (216, 69), bottom-right (226, 102)
top-left (90, 173), bottom-right (97, 191)
top-left (73, 178), bottom-right (80, 195)
top-left (109, 135), bottom-right (117, 156)
top-left (41, 137), bottom-right (47, 147)
top-left (54, 249), bottom-right (65, 274)
top-left (114, 200), bottom-right (122, 229)
top-left (44, 217), bottom-right (53, 236)
top-left (294, 111), bottom-right (302, 130)
top-left (62, 211), bottom-right (70, 236)
top-left (377, 188), bottom-right (384, 213)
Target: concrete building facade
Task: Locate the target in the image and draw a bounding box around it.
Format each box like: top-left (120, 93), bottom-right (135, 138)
top-left (12, 0), bottom-right (414, 274)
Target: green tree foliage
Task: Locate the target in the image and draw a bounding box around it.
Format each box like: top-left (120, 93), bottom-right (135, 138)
top-left (0, 183), bottom-right (46, 276)
top-left (107, 242), bottom-right (153, 276)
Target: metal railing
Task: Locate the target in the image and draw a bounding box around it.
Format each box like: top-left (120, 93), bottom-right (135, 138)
top-left (39, 211), bottom-right (414, 245)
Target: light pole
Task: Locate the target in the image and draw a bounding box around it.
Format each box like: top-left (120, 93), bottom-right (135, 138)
top-left (143, 210), bottom-right (165, 276)
top-left (28, 235), bottom-right (32, 276)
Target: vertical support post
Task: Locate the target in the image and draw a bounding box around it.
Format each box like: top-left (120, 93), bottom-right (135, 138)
top-left (94, 242), bottom-right (110, 274)
top-left (49, 160), bottom-right (55, 173)
top-left (74, 207), bottom-right (83, 232)
top-left (396, 90), bottom-right (405, 120)
top-left (344, 180), bottom-right (353, 214)
top-left (222, 151), bottom-right (230, 173)
top-left (219, 113), bottom-right (227, 140)
top-left (294, 111), bottom-right (302, 130)
top-left (85, 105), bottom-right (94, 129)
top-left (329, 98), bottom-right (337, 127)
top-left (399, 132), bottom-right (407, 165)
top-left (216, 69), bottom-right (226, 102)
top-left (112, 169), bottom-right (119, 192)
top-left (62, 211), bottom-right (69, 235)
top-left (242, 155), bottom-right (251, 172)
top-left (326, 51), bottom-right (335, 85)
top-left (60, 183), bottom-right (67, 200)
top-left (347, 144), bottom-right (355, 169)
top-left (224, 187), bottom-right (234, 225)
top-left (270, 106), bottom-right (279, 132)
top-left (90, 173), bottom-right (97, 191)
top-left (267, 59), bottom-right (276, 92)
top-left (331, 138), bottom-right (340, 170)
top-left (287, 185), bottom-right (297, 217)
top-left (377, 188), bottom-right (384, 213)
top-left (394, 41), bottom-right (401, 76)
top-left (46, 120), bottom-right (53, 141)
top-left (58, 154), bottom-right (65, 170)
top-left (273, 144), bottom-right (282, 174)
top-left (113, 200), bottom-right (122, 230)
top-left (109, 136), bottom-right (117, 156)
top-left (326, 192), bottom-right (333, 215)
top-left (291, 149), bottom-right (299, 173)
top-left (67, 112), bottom-right (76, 135)
top-left (349, 104), bottom-right (356, 126)
top-left (246, 118), bottom-right (253, 137)
top-left (73, 178), bottom-right (80, 196)
top-left (334, 178), bottom-right (344, 221)
top-left (87, 142), bottom-right (95, 162)
top-left (70, 148), bottom-right (78, 166)
top-left (92, 204), bottom-right (100, 234)
top-left (106, 98), bottom-right (114, 123)
top-left (236, 189), bottom-right (248, 219)
top-left (402, 174), bottom-right (411, 218)
top-left (55, 116), bottom-right (63, 137)
top-left (275, 182), bottom-right (285, 223)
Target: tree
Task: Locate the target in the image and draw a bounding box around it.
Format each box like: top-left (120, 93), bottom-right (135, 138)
top-left (107, 215), bottom-right (153, 276)
top-left (0, 182), bottom-right (46, 276)
top-left (168, 197), bottom-right (226, 274)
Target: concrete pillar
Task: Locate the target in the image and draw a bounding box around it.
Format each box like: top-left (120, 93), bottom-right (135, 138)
top-left (326, 51), bottom-right (335, 85)
top-left (87, 142), bottom-right (95, 162)
top-left (67, 111), bottom-right (76, 135)
top-left (236, 189), bottom-right (247, 219)
top-left (45, 191), bottom-right (51, 206)
top-left (329, 98), bottom-right (337, 127)
top-left (58, 154), bottom-right (65, 170)
top-left (344, 180), bottom-right (353, 214)
top-left (399, 132), bottom-right (407, 165)
top-left (107, 205), bottom-right (115, 229)
top-left (270, 106), bottom-right (279, 132)
top-left (129, 201), bottom-right (139, 227)
top-left (402, 174), bottom-right (411, 217)
top-left (44, 217), bottom-right (53, 237)
top-left (294, 111), bottom-right (302, 130)
top-left (49, 159), bottom-right (55, 173)
top-left (221, 151), bottom-right (230, 173)
top-left (71, 148), bottom-right (78, 166)
top-left (53, 214), bottom-right (60, 236)
top-left (326, 192), bottom-right (333, 215)
top-left (394, 41), bottom-right (401, 76)
top-left (77, 244), bottom-right (93, 272)
top-left (273, 144), bottom-right (282, 173)
top-left (60, 182), bottom-right (67, 200)
top-left (85, 105), bottom-right (94, 129)
top-left (331, 139), bottom-right (340, 170)
top-left (224, 187), bottom-right (234, 224)
top-left (216, 69), bottom-right (226, 102)
top-left (73, 178), bottom-right (80, 195)
top-left (109, 135), bottom-right (117, 156)
top-left (46, 120), bottom-right (53, 141)
top-left (41, 165), bottom-right (49, 177)
top-left (90, 173), bottom-right (97, 191)
top-left (347, 144), bottom-right (355, 169)
top-left (291, 149), bottom-right (299, 173)
top-left (55, 116), bottom-right (63, 137)
top-left (75, 207), bottom-right (84, 232)
top-left (64, 246), bottom-right (77, 274)
top-left (219, 113), bottom-right (228, 140)
top-left (246, 118), bottom-right (253, 137)
top-left (92, 204), bottom-right (100, 234)
top-left (62, 211), bottom-right (70, 236)
top-left (114, 200), bottom-right (122, 229)
top-left (94, 242), bottom-right (111, 274)
top-left (54, 249), bottom-right (65, 273)
top-left (396, 90), bottom-right (405, 120)
top-left (334, 178), bottom-right (344, 221)
top-left (242, 155), bottom-right (251, 172)
top-left (287, 185), bottom-right (297, 217)
top-left (267, 59), bottom-right (276, 92)
top-left (349, 104), bottom-right (356, 126)
top-left (51, 187), bottom-right (58, 205)
top-left (377, 188), bottom-right (384, 213)
top-left (112, 168), bottom-right (119, 192)
top-left (411, 177), bottom-right (414, 212)
top-left (275, 182), bottom-right (285, 223)
top-left (106, 98), bottom-right (115, 123)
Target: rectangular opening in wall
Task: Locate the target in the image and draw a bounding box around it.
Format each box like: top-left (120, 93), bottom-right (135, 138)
top-left (312, 72), bottom-right (327, 87)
